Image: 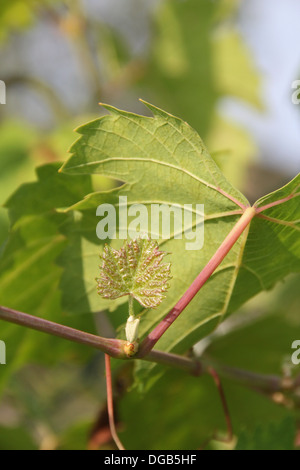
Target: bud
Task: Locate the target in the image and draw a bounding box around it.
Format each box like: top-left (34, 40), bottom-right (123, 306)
top-left (125, 315), bottom-right (140, 343)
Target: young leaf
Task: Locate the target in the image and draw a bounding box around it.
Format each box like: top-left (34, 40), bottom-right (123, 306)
top-left (96, 238), bottom-right (171, 309)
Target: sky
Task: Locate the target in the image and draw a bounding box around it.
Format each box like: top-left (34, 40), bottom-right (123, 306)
top-left (221, 0), bottom-right (300, 175)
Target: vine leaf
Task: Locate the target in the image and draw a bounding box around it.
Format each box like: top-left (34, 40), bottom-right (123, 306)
top-left (227, 173), bottom-right (300, 314)
top-left (0, 163), bottom-right (96, 394)
top-left (96, 238), bottom-right (171, 309)
top-left (59, 102), bottom-right (300, 361)
top-left (236, 417), bottom-right (296, 450)
top-left (2, 102), bottom-right (299, 388)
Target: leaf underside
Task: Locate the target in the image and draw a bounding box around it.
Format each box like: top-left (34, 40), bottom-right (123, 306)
top-left (59, 101), bottom-right (300, 383)
top-left (2, 102), bottom-right (299, 387)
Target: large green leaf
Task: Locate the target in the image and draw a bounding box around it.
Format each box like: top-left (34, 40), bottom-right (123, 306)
top-left (60, 102), bottom-right (248, 344)
top-left (235, 418), bottom-right (296, 451)
top-left (119, 369), bottom-right (296, 450)
top-left (60, 102), bottom-right (300, 365)
top-left (0, 164), bottom-right (96, 393)
top-left (0, 122), bottom-right (37, 247)
top-left (227, 174), bottom-right (300, 315)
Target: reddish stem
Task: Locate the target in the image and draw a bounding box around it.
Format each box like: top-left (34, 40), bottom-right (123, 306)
top-left (216, 186), bottom-right (248, 211)
top-left (208, 367), bottom-right (233, 443)
top-left (255, 190), bottom-right (300, 214)
top-left (105, 354), bottom-right (125, 450)
top-left (138, 207), bottom-right (256, 357)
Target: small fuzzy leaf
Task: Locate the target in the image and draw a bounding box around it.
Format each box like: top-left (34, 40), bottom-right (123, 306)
top-left (96, 238), bottom-right (171, 308)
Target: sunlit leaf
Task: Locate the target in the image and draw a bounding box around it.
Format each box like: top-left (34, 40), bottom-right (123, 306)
top-left (60, 102), bottom-right (300, 375)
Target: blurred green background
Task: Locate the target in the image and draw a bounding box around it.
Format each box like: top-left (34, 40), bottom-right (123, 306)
top-left (0, 0), bottom-right (299, 450)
